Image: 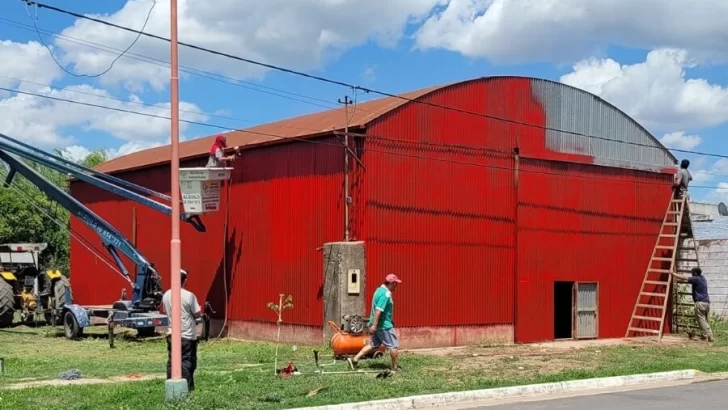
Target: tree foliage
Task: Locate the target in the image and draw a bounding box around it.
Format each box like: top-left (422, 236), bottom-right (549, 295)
top-left (0, 148), bottom-right (109, 274)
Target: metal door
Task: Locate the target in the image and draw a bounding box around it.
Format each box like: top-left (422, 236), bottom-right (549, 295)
top-left (573, 282), bottom-right (598, 339)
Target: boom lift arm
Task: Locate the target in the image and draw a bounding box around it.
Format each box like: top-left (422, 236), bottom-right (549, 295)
top-left (0, 133), bottom-right (205, 233)
top-left (0, 150), bottom-right (163, 309)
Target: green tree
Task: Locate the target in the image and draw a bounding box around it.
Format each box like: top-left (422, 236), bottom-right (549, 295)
top-left (0, 148), bottom-right (109, 274)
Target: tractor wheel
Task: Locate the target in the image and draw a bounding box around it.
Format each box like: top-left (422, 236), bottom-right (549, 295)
top-left (63, 310), bottom-right (83, 340)
top-left (45, 276), bottom-right (71, 326)
top-left (0, 279), bottom-right (14, 328)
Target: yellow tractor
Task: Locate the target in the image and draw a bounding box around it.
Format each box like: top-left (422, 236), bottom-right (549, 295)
top-left (0, 243), bottom-right (71, 327)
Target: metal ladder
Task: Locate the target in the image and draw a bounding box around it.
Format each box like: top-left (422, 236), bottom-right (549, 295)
top-left (625, 195), bottom-right (698, 340)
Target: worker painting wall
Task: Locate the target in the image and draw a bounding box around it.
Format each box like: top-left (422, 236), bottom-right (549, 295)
top-left (69, 76), bottom-right (679, 347)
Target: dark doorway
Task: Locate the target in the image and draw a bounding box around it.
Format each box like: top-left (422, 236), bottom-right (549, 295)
top-left (554, 281), bottom-right (574, 340)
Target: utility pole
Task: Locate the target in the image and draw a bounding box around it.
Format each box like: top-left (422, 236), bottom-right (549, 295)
top-left (338, 95), bottom-right (353, 241)
top-left (165, 0), bottom-right (187, 401)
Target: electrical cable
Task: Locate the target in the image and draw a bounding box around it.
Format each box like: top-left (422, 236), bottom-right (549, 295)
top-left (211, 173), bottom-right (232, 342)
top-left (25, 0), bottom-right (156, 78)
top-left (0, 75), bottom-right (333, 136)
top-left (5, 81), bottom-right (728, 183)
top-left (2, 85), bottom-right (728, 190)
top-left (21, 0), bottom-right (716, 161)
top-left (0, 17), bottom-right (355, 113)
top-left (0, 168), bottom-right (130, 284)
top-left (1, 9), bottom-right (725, 162)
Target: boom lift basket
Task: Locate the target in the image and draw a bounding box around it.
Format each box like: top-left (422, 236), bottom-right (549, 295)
top-left (179, 167), bottom-right (233, 215)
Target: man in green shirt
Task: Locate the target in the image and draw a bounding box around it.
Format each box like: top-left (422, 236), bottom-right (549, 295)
top-left (347, 273), bottom-right (402, 372)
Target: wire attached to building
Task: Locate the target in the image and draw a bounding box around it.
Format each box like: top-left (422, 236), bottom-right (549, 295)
top-left (1, 85), bottom-right (727, 190)
top-left (0, 16), bottom-right (354, 114)
top-left (24, 0), bottom-right (156, 79)
top-left (20, 0), bottom-right (714, 161)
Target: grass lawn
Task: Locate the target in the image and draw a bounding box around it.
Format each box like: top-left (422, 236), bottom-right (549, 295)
top-left (1, 321), bottom-right (728, 410)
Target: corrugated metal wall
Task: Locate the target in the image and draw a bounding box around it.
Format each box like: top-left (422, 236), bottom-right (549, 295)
top-left (361, 76), bottom-right (674, 338)
top-left (362, 80), bottom-right (519, 327)
top-left (225, 137), bottom-right (344, 325)
top-left (515, 158), bottom-right (671, 343)
top-left (70, 137), bottom-right (344, 327)
top-left (69, 76), bottom-right (676, 343)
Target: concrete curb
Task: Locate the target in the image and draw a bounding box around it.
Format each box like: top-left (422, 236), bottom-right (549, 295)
top-left (290, 370), bottom-right (699, 410)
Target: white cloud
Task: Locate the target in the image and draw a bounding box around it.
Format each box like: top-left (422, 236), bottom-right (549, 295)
top-left (53, 0), bottom-right (442, 90)
top-left (108, 140), bottom-right (165, 158)
top-left (704, 182), bottom-right (728, 204)
top-left (63, 139), bottom-right (163, 164)
top-left (414, 0), bottom-right (728, 64)
top-left (0, 40), bottom-right (61, 96)
top-left (691, 169), bottom-right (714, 185)
top-left (0, 83), bottom-right (208, 147)
top-left (62, 145), bottom-right (92, 162)
top-left (711, 159), bottom-right (728, 175)
top-left (560, 48), bottom-right (728, 131)
top-left (660, 131), bottom-right (702, 150)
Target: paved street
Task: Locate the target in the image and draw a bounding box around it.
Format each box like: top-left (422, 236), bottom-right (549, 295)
top-left (448, 379), bottom-right (728, 409)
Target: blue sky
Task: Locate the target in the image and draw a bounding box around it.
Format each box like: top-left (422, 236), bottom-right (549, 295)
top-left (1, 0), bottom-right (728, 202)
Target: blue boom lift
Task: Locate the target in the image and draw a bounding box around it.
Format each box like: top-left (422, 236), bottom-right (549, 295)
top-left (0, 133), bottom-right (211, 346)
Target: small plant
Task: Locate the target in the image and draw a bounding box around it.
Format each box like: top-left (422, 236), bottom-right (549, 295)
top-left (267, 293), bottom-right (294, 374)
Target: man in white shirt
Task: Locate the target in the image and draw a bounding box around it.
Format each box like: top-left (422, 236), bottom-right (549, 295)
top-left (162, 269), bottom-right (203, 391)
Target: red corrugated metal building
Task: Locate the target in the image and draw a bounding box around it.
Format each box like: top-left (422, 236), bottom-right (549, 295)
top-left (69, 76), bottom-right (678, 346)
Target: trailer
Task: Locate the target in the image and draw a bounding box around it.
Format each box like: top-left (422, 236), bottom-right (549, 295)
top-left (0, 133), bottom-right (230, 346)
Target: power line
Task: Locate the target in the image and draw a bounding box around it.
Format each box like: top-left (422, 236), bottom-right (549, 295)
top-left (25, 0), bottom-right (156, 78)
top-left (1, 85), bottom-right (727, 192)
top-left (0, 75), bottom-right (330, 135)
top-left (0, 167), bottom-right (129, 281)
top-left (0, 17), bottom-right (357, 113)
top-left (3, 10), bottom-right (725, 164)
top-left (23, 0), bottom-right (726, 162)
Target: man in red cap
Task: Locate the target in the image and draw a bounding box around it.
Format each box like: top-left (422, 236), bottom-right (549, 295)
top-left (206, 134), bottom-right (238, 168)
top-left (348, 273), bottom-right (402, 372)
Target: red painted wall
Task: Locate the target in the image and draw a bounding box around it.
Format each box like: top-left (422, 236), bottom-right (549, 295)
top-left (515, 158), bottom-right (672, 342)
top-left (360, 81), bottom-right (518, 327)
top-left (70, 137), bottom-right (344, 327)
top-left (69, 77), bottom-right (675, 343)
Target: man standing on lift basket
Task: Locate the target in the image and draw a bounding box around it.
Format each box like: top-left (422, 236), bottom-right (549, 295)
top-left (348, 273), bottom-right (402, 372)
top-left (206, 134), bottom-right (239, 168)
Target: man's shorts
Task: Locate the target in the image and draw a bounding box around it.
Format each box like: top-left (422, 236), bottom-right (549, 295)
top-left (370, 328), bottom-right (399, 349)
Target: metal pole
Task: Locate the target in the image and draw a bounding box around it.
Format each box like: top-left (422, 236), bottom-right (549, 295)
top-left (169, 0), bottom-right (182, 382)
top-left (338, 95), bottom-right (352, 241)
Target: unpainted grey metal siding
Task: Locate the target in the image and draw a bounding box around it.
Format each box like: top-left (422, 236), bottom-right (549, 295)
top-left (531, 79), bottom-right (675, 173)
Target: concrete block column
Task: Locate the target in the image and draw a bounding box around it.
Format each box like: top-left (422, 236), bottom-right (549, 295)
top-left (322, 241), bottom-right (366, 342)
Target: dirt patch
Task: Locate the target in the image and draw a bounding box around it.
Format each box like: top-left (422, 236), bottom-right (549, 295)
top-left (407, 336), bottom-right (692, 359)
top-left (409, 336), bottom-right (699, 381)
top-left (1, 374), bottom-right (164, 390)
top-left (429, 349), bottom-right (602, 381)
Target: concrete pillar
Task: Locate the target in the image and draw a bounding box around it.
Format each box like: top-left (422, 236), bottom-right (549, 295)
top-left (322, 241), bottom-right (366, 342)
